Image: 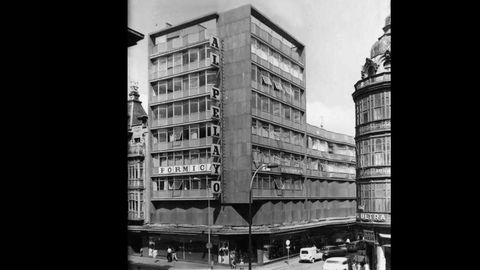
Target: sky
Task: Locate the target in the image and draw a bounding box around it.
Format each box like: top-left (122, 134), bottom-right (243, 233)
top-left (128, 0), bottom-right (390, 136)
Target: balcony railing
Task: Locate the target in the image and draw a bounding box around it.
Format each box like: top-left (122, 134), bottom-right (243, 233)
top-left (150, 85), bottom-right (213, 105)
top-left (355, 72), bottom-right (391, 90)
top-left (252, 189), bottom-right (305, 198)
top-left (251, 53), bottom-right (305, 89)
top-left (305, 169), bottom-right (356, 180)
top-left (251, 108), bottom-right (304, 132)
top-left (252, 134), bottom-right (305, 155)
top-left (251, 23), bottom-right (304, 65)
top-left (150, 30), bottom-right (210, 56)
top-left (150, 111), bottom-right (212, 129)
top-left (151, 189), bottom-right (214, 200)
top-left (356, 120), bottom-right (391, 136)
top-left (306, 148), bottom-right (356, 163)
top-left (128, 144), bottom-right (145, 156)
top-left (152, 137), bottom-right (213, 152)
top-left (306, 125), bottom-right (355, 145)
top-left (357, 166), bottom-right (391, 178)
top-left (128, 179), bottom-right (144, 189)
top-left (128, 211), bottom-right (144, 220)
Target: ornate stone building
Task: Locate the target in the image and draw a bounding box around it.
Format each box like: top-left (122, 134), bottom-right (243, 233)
top-left (352, 14), bottom-right (391, 270)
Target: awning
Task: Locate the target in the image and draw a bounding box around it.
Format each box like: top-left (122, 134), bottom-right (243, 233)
top-left (379, 233), bottom-right (391, 239)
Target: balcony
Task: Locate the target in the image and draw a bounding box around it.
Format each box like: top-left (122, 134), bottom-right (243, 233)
top-left (150, 30), bottom-right (210, 57)
top-left (251, 23), bottom-right (305, 66)
top-left (251, 53), bottom-right (305, 89)
top-left (150, 85), bottom-right (213, 105)
top-left (128, 144), bottom-right (145, 157)
top-left (150, 111), bottom-right (213, 129)
top-left (128, 179), bottom-right (144, 189)
top-left (252, 108), bottom-right (304, 132)
top-left (306, 148), bottom-right (356, 163)
top-left (305, 169), bottom-right (356, 181)
top-left (151, 189), bottom-right (215, 200)
top-left (357, 166), bottom-right (391, 179)
top-left (252, 134), bottom-right (305, 155)
top-left (251, 80), bottom-right (305, 110)
top-left (152, 137), bottom-right (213, 152)
top-left (128, 211), bottom-right (144, 221)
top-left (306, 125), bottom-right (355, 145)
top-left (356, 120), bottom-right (391, 137)
top-left (149, 59), bottom-right (218, 82)
top-left (354, 72), bottom-right (391, 91)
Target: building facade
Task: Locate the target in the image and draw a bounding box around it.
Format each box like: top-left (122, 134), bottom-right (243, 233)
top-left (129, 5), bottom-right (357, 265)
top-left (352, 14), bottom-right (391, 270)
top-left (127, 28), bottom-right (148, 253)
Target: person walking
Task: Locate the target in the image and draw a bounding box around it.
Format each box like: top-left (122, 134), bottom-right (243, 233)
top-left (167, 247), bottom-right (172, 262)
top-left (238, 258), bottom-right (245, 270)
top-left (172, 247), bottom-right (178, 262)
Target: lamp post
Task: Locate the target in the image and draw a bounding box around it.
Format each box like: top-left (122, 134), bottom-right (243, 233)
top-left (248, 163), bottom-right (279, 270)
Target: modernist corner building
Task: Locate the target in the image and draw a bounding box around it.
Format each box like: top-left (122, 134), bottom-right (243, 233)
top-left (352, 14), bottom-right (391, 270)
top-left (128, 4), bottom-right (358, 265)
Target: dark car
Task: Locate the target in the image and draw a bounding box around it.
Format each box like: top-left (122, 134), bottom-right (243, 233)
top-left (320, 245), bottom-right (348, 260)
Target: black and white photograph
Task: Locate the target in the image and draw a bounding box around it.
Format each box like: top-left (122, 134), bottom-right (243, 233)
top-left (127, 1), bottom-right (390, 269)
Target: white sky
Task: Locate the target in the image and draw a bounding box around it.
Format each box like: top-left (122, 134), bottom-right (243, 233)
top-left (128, 0), bottom-right (390, 136)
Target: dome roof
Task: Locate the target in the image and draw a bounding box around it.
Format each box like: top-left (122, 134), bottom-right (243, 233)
top-left (370, 14), bottom-right (391, 59)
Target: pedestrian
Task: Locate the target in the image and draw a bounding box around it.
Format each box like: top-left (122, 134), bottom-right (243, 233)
top-left (352, 260), bottom-right (357, 270)
top-left (172, 247), bottom-right (178, 262)
top-left (167, 247), bottom-right (172, 262)
top-left (364, 262), bottom-right (370, 270)
top-left (239, 258), bottom-right (245, 270)
top-left (140, 247), bottom-right (144, 257)
top-left (152, 249), bottom-right (158, 262)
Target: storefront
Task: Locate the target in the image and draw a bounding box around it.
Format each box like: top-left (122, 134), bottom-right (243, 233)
top-left (132, 224), bottom-right (354, 265)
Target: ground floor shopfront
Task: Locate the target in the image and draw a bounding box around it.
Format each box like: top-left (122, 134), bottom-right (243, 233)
top-left (353, 224), bottom-right (390, 270)
top-left (128, 223), bottom-right (355, 265)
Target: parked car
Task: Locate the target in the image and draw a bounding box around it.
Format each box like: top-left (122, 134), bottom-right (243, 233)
top-left (320, 245), bottom-right (347, 260)
top-left (323, 257), bottom-right (350, 270)
top-left (299, 246), bottom-right (323, 263)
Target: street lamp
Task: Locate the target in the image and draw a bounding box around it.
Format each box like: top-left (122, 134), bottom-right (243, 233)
top-left (248, 163), bottom-right (279, 270)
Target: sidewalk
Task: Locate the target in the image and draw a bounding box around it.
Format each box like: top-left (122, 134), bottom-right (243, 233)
top-left (128, 255), bottom-right (300, 270)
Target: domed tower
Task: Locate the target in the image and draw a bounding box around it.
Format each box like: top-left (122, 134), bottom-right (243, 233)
top-left (352, 13), bottom-right (391, 270)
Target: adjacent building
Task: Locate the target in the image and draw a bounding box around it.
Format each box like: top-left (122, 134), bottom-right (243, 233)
top-left (352, 14), bottom-right (391, 270)
top-left (127, 28), bottom-right (148, 253)
top-left (128, 5), bottom-right (357, 265)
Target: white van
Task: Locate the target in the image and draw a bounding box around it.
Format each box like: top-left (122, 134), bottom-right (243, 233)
top-left (299, 246), bottom-right (323, 263)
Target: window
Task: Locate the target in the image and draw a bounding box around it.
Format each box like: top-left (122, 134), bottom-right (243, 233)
top-left (191, 150), bottom-right (199, 164)
top-left (174, 77), bottom-right (182, 93)
top-left (199, 71), bottom-right (206, 88)
top-left (167, 104), bottom-right (173, 118)
top-left (207, 70), bottom-right (217, 85)
top-left (182, 51), bottom-right (189, 68)
top-left (159, 81), bottom-right (167, 95)
top-left (199, 97), bottom-right (206, 113)
top-left (183, 126), bottom-right (189, 141)
top-left (282, 128), bottom-right (290, 143)
top-left (261, 96), bottom-right (269, 113)
top-left (199, 46), bottom-right (205, 64)
top-left (167, 79), bottom-right (173, 94)
top-left (261, 73), bottom-right (272, 86)
top-left (272, 101), bottom-right (281, 116)
top-left (174, 127), bottom-right (183, 141)
top-left (273, 126), bottom-right (281, 140)
top-left (183, 100), bottom-right (189, 116)
top-left (173, 53), bottom-right (182, 72)
top-left (272, 77), bottom-right (283, 91)
top-left (190, 98), bottom-right (198, 114)
top-left (158, 57), bottom-right (167, 73)
top-left (175, 151), bottom-right (183, 165)
top-left (199, 123), bottom-right (207, 138)
top-left (182, 76), bottom-right (189, 95)
top-left (261, 122), bottom-right (269, 137)
top-left (189, 48), bottom-right (198, 65)
top-left (190, 73), bottom-right (198, 93)
top-left (374, 138), bottom-right (385, 166)
top-left (174, 102), bottom-right (182, 117)
top-left (190, 124), bottom-right (199, 140)
top-left (251, 92), bottom-right (257, 110)
top-left (252, 119), bottom-right (257, 135)
top-left (152, 106), bottom-right (159, 121)
top-left (284, 105), bottom-right (291, 120)
top-left (251, 65), bottom-right (257, 83)
top-left (167, 55), bottom-right (173, 72)
top-left (158, 129), bottom-right (167, 143)
top-left (293, 110), bottom-right (300, 123)
top-left (293, 87), bottom-right (300, 101)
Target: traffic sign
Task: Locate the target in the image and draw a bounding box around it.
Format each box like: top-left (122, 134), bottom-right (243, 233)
top-left (206, 242), bottom-right (212, 249)
top-left (211, 181), bottom-right (221, 194)
top-left (285, 240), bottom-right (290, 246)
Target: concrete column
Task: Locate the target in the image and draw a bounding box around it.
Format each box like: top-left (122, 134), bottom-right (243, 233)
top-left (376, 245), bottom-right (386, 270)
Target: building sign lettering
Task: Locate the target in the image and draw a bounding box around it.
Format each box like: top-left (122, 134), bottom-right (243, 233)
top-left (363, 230), bottom-right (375, 243)
top-left (211, 163), bottom-right (221, 175)
top-left (357, 213), bottom-right (387, 222)
top-left (211, 87), bottom-right (221, 100)
top-left (211, 106), bottom-right (220, 119)
top-left (210, 36), bottom-right (219, 49)
top-left (211, 144), bottom-right (221, 157)
top-left (158, 164), bottom-right (213, 175)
